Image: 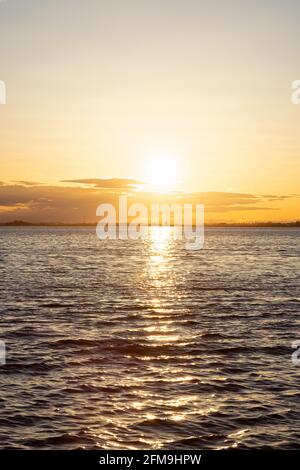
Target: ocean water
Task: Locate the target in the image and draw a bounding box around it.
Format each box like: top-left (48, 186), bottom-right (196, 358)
top-left (0, 226), bottom-right (299, 450)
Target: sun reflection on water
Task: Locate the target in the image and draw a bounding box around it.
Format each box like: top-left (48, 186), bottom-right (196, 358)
top-left (135, 227), bottom-right (225, 439)
top-left (144, 226), bottom-right (176, 323)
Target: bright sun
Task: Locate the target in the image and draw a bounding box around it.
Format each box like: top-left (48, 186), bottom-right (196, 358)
top-left (144, 152), bottom-right (178, 192)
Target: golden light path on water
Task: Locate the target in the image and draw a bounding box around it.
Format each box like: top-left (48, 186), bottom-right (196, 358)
top-left (87, 227), bottom-right (246, 450)
top-left (124, 226), bottom-right (226, 449)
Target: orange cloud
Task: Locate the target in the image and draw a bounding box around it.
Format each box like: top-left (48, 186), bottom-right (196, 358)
top-left (0, 181), bottom-right (298, 224)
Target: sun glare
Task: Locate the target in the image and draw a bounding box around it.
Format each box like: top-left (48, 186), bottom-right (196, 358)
top-left (144, 152), bottom-right (178, 192)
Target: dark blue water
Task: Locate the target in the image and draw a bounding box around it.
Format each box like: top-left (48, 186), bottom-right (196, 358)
top-left (0, 227), bottom-right (299, 449)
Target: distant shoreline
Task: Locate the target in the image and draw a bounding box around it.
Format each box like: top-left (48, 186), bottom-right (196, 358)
top-left (1, 220), bottom-right (299, 228)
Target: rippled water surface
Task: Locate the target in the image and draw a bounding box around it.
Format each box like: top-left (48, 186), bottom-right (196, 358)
top-left (0, 227), bottom-right (299, 449)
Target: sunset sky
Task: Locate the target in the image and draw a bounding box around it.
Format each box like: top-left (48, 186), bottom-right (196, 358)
top-left (0, 0), bottom-right (299, 222)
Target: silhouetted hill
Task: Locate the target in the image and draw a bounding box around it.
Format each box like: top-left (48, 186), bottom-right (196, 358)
top-left (1, 220), bottom-right (299, 228)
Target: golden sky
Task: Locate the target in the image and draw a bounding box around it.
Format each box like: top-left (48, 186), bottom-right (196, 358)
top-left (0, 0), bottom-right (299, 222)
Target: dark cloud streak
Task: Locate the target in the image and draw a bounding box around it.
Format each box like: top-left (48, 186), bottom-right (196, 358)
top-left (0, 181), bottom-right (295, 223)
top-left (61, 178), bottom-right (142, 189)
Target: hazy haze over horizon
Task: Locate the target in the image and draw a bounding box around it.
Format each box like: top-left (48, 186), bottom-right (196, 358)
top-left (0, 0), bottom-right (299, 222)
